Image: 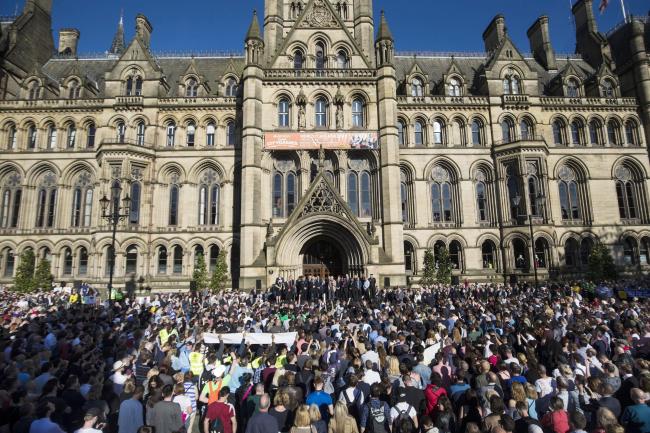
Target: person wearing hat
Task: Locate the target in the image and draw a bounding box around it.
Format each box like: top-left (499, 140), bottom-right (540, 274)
top-left (199, 364), bottom-right (231, 406)
top-left (74, 408), bottom-right (104, 433)
top-left (109, 359), bottom-right (130, 395)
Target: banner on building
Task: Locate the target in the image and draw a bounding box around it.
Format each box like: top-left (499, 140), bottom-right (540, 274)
top-left (264, 132), bottom-right (379, 150)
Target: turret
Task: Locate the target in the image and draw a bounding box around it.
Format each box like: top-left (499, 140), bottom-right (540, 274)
top-left (245, 10), bottom-right (264, 66)
top-left (135, 14), bottom-right (153, 49)
top-left (58, 28), bottom-right (80, 56)
top-left (263, 0), bottom-right (283, 60)
top-left (483, 15), bottom-right (506, 54)
top-left (354, 0), bottom-right (374, 62)
top-left (527, 16), bottom-right (557, 71)
top-left (375, 11), bottom-right (394, 67)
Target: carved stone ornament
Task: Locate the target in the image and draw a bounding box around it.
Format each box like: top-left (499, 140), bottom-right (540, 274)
top-left (348, 158), bottom-right (369, 172)
top-left (299, 177), bottom-right (346, 218)
top-left (41, 171), bottom-right (57, 187)
top-left (201, 169), bottom-right (219, 185)
top-left (169, 172), bottom-right (180, 185)
top-left (306, 0), bottom-right (337, 27)
top-left (76, 171), bottom-right (93, 187)
top-left (558, 165), bottom-right (575, 182)
top-left (131, 166), bottom-right (143, 181)
top-left (111, 166), bottom-right (121, 179)
top-left (615, 166), bottom-right (632, 182)
top-left (432, 165), bottom-right (450, 183)
top-left (526, 162), bottom-right (537, 176)
top-left (275, 159), bottom-right (296, 173)
top-left (4, 172), bottom-right (21, 187)
top-left (475, 169), bottom-right (486, 182)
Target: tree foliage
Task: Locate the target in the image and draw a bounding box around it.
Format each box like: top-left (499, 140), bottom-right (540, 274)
top-left (33, 259), bottom-right (53, 291)
top-left (209, 250), bottom-right (229, 292)
top-left (435, 246), bottom-right (453, 285)
top-left (587, 243), bottom-right (618, 282)
top-left (192, 254), bottom-right (209, 292)
top-left (421, 249), bottom-right (436, 287)
top-left (13, 249), bottom-right (36, 293)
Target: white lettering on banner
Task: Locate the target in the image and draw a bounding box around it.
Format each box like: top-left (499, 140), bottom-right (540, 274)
top-left (203, 332), bottom-right (297, 346)
top-left (264, 132), bottom-right (378, 150)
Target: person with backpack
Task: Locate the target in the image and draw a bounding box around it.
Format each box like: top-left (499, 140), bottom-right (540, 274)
top-left (328, 401), bottom-right (359, 433)
top-left (389, 391), bottom-right (418, 433)
top-left (204, 387), bottom-right (236, 433)
top-left (338, 375), bottom-right (364, 422)
top-left (199, 365), bottom-right (229, 407)
top-left (360, 383), bottom-right (391, 433)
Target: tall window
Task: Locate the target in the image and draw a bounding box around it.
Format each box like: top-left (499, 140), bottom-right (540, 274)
top-left (63, 248), bottom-right (73, 275)
top-left (336, 50), bottom-right (349, 69)
top-left (570, 120), bottom-right (583, 145)
top-left (433, 120), bottom-right (443, 145)
top-left (206, 123), bottom-right (216, 146)
top-left (166, 122), bottom-right (176, 146)
top-left (134, 77), bottom-right (143, 96)
top-left (471, 120), bottom-right (483, 146)
top-left (294, 50), bottom-right (304, 70)
top-left (35, 172), bottom-right (57, 228)
top-left (607, 120), bottom-right (620, 146)
top-left (528, 176), bottom-right (542, 217)
top-left (66, 124), bottom-right (76, 148)
top-left (315, 98), bottom-right (328, 127)
top-left (315, 42), bottom-right (326, 70)
top-left (186, 122), bottom-right (196, 147)
top-left (3, 249), bottom-right (14, 277)
top-left (482, 240), bottom-right (496, 269)
top-left (78, 247), bottom-right (88, 275)
top-left (173, 246), bottom-right (183, 274)
top-left (169, 184), bottom-right (179, 226)
top-left (503, 72), bottom-right (520, 95)
top-left (534, 238), bottom-right (549, 268)
top-left (520, 119), bottom-right (533, 140)
top-left (589, 120), bottom-right (602, 145)
top-left (400, 176), bottom-right (409, 223)
top-left (225, 78), bottom-right (237, 97)
top-left (272, 173), bottom-right (283, 218)
top-left (404, 242), bottom-right (415, 273)
top-left (27, 124), bottom-right (37, 149)
top-left (397, 120), bottom-right (406, 147)
top-left (601, 79), bottom-right (615, 97)
top-left (623, 238), bottom-right (637, 265)
top-left (71, 172), bottom-right (93, 227)
top-left (411, 78), bottom-right (423, 97)
top-left (558, 166), bottom-right (581, 221)
top-left (198, 169), bottom-right (220, 225)
top-left (68, 80), bottom-right (81, 99)
top-left (414, 120), bottom-right (424, 145)
top-left (186, 78), bottom-right (198, 97)
top-left (352, 98), bottom-right (364, 127)
top-left (347, 172), bottom-right (358, 216)
top-left (226, 121), bottom-right (236, 146)
top-left (125, 77), bottom-right (133, 96)
top-left (117, 122), bottom-right (126, 143)
top-left (272, 168), bottom-right (298, 218)
top-left (625, 120), bottom-right (639, 146)
top-left (566, 79), bottom-right (579, 97)
top-left (348, 159), bottom-right (372, 218)
top-left (565, 238), bottom-right (580, 268)
top-left (552, 119), bottom-right (565, 145)
top-left (129, 182), bottom-right (141, 224)
top-left (136, 121), bottom-right (146, 146)
top-left (125, 245), bottom-right (138, 275)
top-left (430, 166), bottom-right (453, 222)
top-left (46, 124), bottom-right (57, 149)
top-left (476, 180), bottom-right (488, 222)
top-left (0, 172), bottom-right (22, 228)
top-left (447, 78), bottom-right (461, 97)
top-left (28, 81), bottom-right (40, 100)
top-left (158, 247), bottom-right (167, 274)
top-left (616, 178), bottom-right (638, 220)
top-left (501, 118), bottom-right (513, 143)
top-left (7, 124), bottom-right (17, 149)
top-left (86, 123), bottom-right (96, 148)
top-left (278, 98), bottom-right (290, 128)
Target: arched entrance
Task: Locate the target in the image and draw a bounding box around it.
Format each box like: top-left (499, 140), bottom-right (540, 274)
top-left (301, 237), bottom-right (343, 278)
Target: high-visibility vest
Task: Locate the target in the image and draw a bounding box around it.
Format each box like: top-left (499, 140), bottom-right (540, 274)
top-left (251, 357), bottom-right (263, 369)
top-left (275, 354), bottom-right (287, 368)
top-left (159, 329), bottom-right (170, 346)
top-left (189, 352), bottom-right (204, 376)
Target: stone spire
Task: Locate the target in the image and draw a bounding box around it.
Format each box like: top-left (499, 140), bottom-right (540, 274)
top-left (376, 10), bottom-right (393, 42)
top-left (246, 10), bottom-right (262, 41)
top-left (109, 10), bottom-right (125, 55)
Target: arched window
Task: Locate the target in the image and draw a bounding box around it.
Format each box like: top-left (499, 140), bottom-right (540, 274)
top-left (7, 124), bottom-right (17, 149)
top-left (315, 98), bottom-right (328, 127)
top-left (0, 172), bottom-right (22, 228)
top-left (3, 249), bottom-right (15, 277)
top-left (352, 98), bottom-right (364, 127)
top-left (63, 247), bottom-right (73, 275)
top-left (534, 238), bottom-right (549, 268)
top-left (134, 77), bottom-right (143, 96)
top-left (186, 122), bottom-right (196, 147)
top-left (136, 121), bottom-right (146, 146)
top-left (513, 238), bottom-right (528, 269)
top-left (616, 174), bottom-right (638, 221)
top-left (471, 119), bottom-right (483, 146)
top-left (430, 166), bottom-right (453, 222)
top-left (157, 247), bottom-right (167, 274)
top-left (570, 120), bottom-right (584, 145)
top-left (186, 78), bottom-right (198, 97)
top-left (129, 182), bottom-right (141, 224)
top-left (46, 123), bottom-right (57, 149)
top-left (528, 176), bottom-right (542, 217)
top-left (198, 169), bottom-right (220, 225)
top-left (482, 240), bottom-right (497, 269)
top-left (226, 121), bottom-right (236, 146)
top-left (411, 78), bottom-right (423, 97)
top-left (623, 237), bottom-right (637, 265)
top-left (414, 120), bottom-right (424, 145)
top-left (117, 121), bottom-right (126, 143)
top-left (433, 120), bottom-right (444, 145)
top-left (27, 124), bottom-right (37, 149)
top-left (552, 119), bottom-right (565, 145)
top-left (68, 80), bottom-right (81, 99)
top-left (86, 122), bottom-right (96, 148)
top-left (447, 78), bottom-right (462, 97)
top-left (194, 245), bottom-right (204, 267)
top-left (286, 172), bottom-right (296, 216)
top-left (315, 42), bottom-right (326, 70)
top-left (172, 245), bottom-right (183, 274)
top-left (511, 76), bottom-right (520, 95)
top-left (566, 78), bottom-right (580, 98)
top-left (293, 50), bottom-right (304, 70)
top-left (640, 237), bottom-right (650, 266)
top-left (209, 245), bottom-right (220, 272)
top-left (565, 238), bottom-right (579, 268)
top-left (206, 122), bottom-right (216, 146)
top-left (501, 118), bottom-right (513, 143)
top-left (78, 247), bottom-right (88, 275)
top-left (169, 184), bottom-right (179, 226)
top-left (503, 72), bottom-right (521, 95)
top-left (124, 245), bottom-right (137, 275)
top-left (401, 176), bottom-right (409, 223)
top-left (166, 121), bottom-right (176, 147)
top-left (35, 171), bottom-right (57, 228)
top-left (520, 118), bottom-right (533, 140)
top-left (272, 172), bottom-right (283, 218)
top-left (66, 124), bottom-right (76, 148)
top-left (125, 76), bottom-right (133, 96)
top-left (449, 240), bottom-right (462, 270)
top-left (397, 120), bottom-right (406, 147)
top-left (71, 172), bottom-right (93, 227)
top-left (347, 172), bottom-right (358, 216)
top-left (28, 80), bottom-right (40, 100)
top-left (337, 50), bottom-right (349, 69)
top-left (404, 241), bottom-right (415, 273)
top-left (558, 166), bottom-right (581, 221)
top-left (506, 166), bottom-right (521, 219)
top-left (278, 98), bottom-right (290, 128)
top-left (454, 119), bottom-right (466, 146)
top-left (607, 120), bottom-right (620, 146)
top-left (601, 79), bottom-right (615, 98)
top-left (225, 78), bottom-right (238, 97)
top-left (580, 238), bottom-right (594, 267)
top-left (359, 171), bottom-right (371, 217)
top-left (589, 119), bottom-right (602, 145)
top-left (476, 179), bottom-right (488, 222)
top-left (625, 120), bottom-right (639, 146)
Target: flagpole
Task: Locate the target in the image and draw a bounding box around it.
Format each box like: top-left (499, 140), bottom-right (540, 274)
top-left (619, 0), bottom-right (627, 22)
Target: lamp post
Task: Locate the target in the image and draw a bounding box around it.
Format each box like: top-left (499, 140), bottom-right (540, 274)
top-left (512, 193), bottom-right (545, 289)
top-left (99, 183), bottom-right (131, 307)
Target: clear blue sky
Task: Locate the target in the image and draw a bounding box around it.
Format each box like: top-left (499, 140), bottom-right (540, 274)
top-left (2, 0), bottom-right (648, 55)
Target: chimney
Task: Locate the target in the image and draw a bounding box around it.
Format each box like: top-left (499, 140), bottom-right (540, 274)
top-left (58, 28), bottom-right (80, 56)
top-left (483, 15), bottom-right (506, 53)
top-left (135, 14), bottom-right (153, 48)
top-left (572, 0), bottom-right (597, 34)
top-left (527, 16), bottom-right (557, 71)
top-left (25, 0), bottom-right (52, 14)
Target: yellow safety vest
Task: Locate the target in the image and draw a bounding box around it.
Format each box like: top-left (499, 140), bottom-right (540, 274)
top-left (252, 357), bottom-right (263, 369)
top-left (159, 329), bottom-right (170, 346)
top-left (189, 352), bottom-right (204, 376)
top-left (275, 354), bottom-right (287, 368)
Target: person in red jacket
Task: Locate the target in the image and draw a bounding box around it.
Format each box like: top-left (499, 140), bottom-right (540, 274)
top-left (424, 373), bottom-right (448, 418)
top-left (541, 396), bottom-right (569, 433)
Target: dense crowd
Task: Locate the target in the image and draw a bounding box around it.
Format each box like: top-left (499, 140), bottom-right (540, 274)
top-left (1, 281), bottom-right (650, 433)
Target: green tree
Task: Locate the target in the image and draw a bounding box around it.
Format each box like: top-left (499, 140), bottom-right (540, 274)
top-left (209, 250), bottom-right (229, 292)
top-left (33, 259), bottom-right (53, 291)
top-left (13, 249), bottom-right (36, 293)
top-left (435, 246), bottom-right (453, 285)
top-left (192, 254), bottom-right (209, 291)
top-left (421, 248), bottom-right (436, 287)
top-left (587, 243), bottom-right (617, 282)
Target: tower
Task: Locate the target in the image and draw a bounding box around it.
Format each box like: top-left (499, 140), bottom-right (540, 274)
top-left (354, 0), bottom-right (375, 63)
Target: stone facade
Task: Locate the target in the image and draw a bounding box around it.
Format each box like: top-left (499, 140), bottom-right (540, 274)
top-left (0, 0), bottom-right (649, 290)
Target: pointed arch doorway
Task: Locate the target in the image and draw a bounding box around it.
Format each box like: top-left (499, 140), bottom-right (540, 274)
top-left (301, 237), bottom-right (343, 278)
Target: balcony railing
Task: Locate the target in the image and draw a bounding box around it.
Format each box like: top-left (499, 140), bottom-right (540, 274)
top-left (114, 96), bottom-right (144, 108)
top-left (493, 135), bottom-right (545, 146)
top-left (264, 69), bottom-right (376, 79)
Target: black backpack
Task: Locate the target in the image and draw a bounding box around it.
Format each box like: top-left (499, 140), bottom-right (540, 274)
top-left (392, 405), bottom-right (414, 433)
top-left (210, 416), bottom-right (224, 433)
top-left (342, 388), bottom-right (362, 419)
top-left (365, 401), bottom-right (388, 433)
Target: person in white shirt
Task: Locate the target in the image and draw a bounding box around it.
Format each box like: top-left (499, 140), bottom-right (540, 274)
top-left (109, 360), bottom-right (129, 395)
top-left (74, 408), bottom-right (104, 433)
top-left (362, 360), bottom-right (381, 386)
top-left (390, 396), bottom-right (418, 429)
top-left (361, 342), bottom-right (380, 367)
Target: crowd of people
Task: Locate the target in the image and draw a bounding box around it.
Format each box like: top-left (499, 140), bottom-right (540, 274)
top-left (0, 280), bottom-right (649, 433)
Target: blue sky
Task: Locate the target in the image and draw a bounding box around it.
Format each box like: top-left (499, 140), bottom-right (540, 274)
top-left (3, 0), bottom-right (647, 55)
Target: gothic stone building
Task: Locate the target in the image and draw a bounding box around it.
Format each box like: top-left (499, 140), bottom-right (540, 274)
top-left (0, 0), bottom-right (650, 290)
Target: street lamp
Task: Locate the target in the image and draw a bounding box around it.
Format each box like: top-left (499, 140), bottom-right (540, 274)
top-left (99, 184), bottom-right (131, 307)
top-left (512, 193), bottom-right (545, 289)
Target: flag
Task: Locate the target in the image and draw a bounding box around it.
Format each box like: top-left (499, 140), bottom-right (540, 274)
top-left (599, 0), bottom-right (609, 13)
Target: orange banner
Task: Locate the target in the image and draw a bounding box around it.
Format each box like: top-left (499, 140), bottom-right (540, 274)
top-left (264, 132), bottom-right (378, 150)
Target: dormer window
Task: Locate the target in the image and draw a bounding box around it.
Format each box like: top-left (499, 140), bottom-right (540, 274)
top-left (447, 77), bottom-right (462, 97)
top-left (336, 50), bottom-right (349, 69)
top-left (566, 78), bottom-right (580, 98)
top-left (68, 80), bottom-right (81, 99)
top-left (125, 77), bottom-right (133, 96)
top-left (315, 42), bottom-right (326, 70)
top-left (135, 77), bottom-right (143, 96)
top-left (225, 78), bottom-right (238, 97)
top-left (601, 79), bottom-right (615, 98)
top-left (502, 71), bottom-right (521, 95)
top-left (126, 75), bottom-right (143, 96)
top-left (411, 78), bottom-right (424, 97)
top-left (186, 78), bottom-right (198, 97)
top-left (294, 50), bottom-right (304, 70)
top-left (27, 80), bottom-right (40, 100)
